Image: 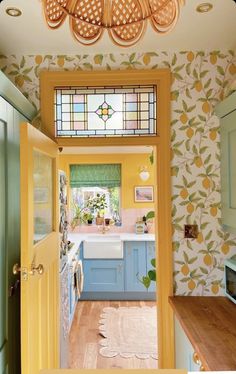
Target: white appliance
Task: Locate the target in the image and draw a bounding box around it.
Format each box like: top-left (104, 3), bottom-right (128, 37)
top-left (225, 258), bottom-right (236, 304)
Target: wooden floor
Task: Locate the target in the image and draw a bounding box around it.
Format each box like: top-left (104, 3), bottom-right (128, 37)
top-left (69, 300), bottom-right (158, 369)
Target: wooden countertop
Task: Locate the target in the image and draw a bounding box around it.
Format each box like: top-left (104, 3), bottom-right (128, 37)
top-left (169, 296), bottom-right (236, 371)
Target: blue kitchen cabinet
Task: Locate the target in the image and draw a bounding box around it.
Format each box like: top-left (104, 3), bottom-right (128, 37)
top-left (175, 317), bottom-right (203, 371)
top-left (81, 241), bottom-right (156, 299)
top-left (83, 259), bottom-right (124, 292)
top-left (125, 241), bottom-right (147, 292)
top-left (146, 241), bottom-right (156, 292)
top-left (125, 241), bottom-right (156, 293)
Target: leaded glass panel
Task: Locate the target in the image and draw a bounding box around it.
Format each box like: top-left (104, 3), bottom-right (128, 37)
top-left (54, 85), bottom-right (156, 137)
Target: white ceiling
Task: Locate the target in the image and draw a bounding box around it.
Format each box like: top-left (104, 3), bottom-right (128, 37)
top-left (0, 0), bottom-right (236, 55)
top-left (61, 146), bottom-right (153, 154)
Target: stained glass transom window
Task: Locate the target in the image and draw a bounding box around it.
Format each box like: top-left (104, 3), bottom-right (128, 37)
top-left (54, 85), bottom-right (156, 137)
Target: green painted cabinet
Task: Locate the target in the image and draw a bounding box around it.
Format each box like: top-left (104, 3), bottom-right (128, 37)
top-left (0, 71), bottom-right (36, 374)
top-left (216, 91), bottom-right (236, 233)
top-left (0, 97), bottom-right (29, 374)
top-left (0, 101), bottom-right (7, 374)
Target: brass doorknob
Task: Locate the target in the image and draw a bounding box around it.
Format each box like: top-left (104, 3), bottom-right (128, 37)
top-left (30, 264), bottom-right (44, 275)
top-left (13, 263), bottom-right (21, 275)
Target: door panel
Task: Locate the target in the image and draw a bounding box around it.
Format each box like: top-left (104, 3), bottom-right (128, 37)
top-left (125, 241), bottom-right (147, 292)
top-left (20, 123), bottom-right (59, 374)
top-left (83, 260), bottom-right (124, 292)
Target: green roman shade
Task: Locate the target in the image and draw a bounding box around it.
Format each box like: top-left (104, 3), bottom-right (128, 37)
top-left (70, 164), bottom-right (121, 188)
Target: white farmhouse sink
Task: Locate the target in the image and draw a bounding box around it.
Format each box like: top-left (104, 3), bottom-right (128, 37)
top-left (83, 235), bottom-right (123, 259)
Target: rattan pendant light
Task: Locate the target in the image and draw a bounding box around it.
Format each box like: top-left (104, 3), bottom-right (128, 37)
top-left (43, 0), bottom-right (185, 47)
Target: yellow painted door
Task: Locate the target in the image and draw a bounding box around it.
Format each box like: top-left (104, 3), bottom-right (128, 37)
top-left (20, 123), bottom-right (59, 374)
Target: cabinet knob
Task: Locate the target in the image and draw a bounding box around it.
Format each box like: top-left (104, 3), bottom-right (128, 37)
top-left (193, 352), bottom-right (200, 365)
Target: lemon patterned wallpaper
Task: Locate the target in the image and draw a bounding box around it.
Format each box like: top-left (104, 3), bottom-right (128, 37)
top-left (1, 50), bottom-right (236, 296)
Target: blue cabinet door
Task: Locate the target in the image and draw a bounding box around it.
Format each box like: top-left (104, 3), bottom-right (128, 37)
top-left (175, 317), bottom-right (201, 371)
top-left (125, 241), bottom-right (147, 292)
top-left (146, 242), bottom-right (156, 292)
top-left (83, 259), bottom-right (124, 292)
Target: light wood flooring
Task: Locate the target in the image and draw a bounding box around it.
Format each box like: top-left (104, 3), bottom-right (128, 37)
top-left (69, 300), bottom-right (158, 369)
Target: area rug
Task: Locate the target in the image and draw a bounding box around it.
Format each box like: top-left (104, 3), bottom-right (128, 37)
top-left (98, 306), bottom-right (158, 360)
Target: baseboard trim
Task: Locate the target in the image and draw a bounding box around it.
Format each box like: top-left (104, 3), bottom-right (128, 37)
top-left (80, 292), bottom-right (156, 300)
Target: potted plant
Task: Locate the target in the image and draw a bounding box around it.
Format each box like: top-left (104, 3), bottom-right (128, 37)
top-left (82, 208), bottom-right (93, 225)
top-left (70, 205), bottom-right (93, 228)
top-left (86, 193), bottom-right (107, 225)
top-left (142, 210), bottom-right (155, 233)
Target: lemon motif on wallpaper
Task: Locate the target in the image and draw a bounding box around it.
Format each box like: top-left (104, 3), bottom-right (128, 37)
top-left (35, 55), bottom-right (43, 65)
top-left (0, 50), bottom-right (236, 296)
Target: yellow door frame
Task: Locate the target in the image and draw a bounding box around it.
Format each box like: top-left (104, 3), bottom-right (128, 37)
top-left (40, 69), bottom-right (174, 369)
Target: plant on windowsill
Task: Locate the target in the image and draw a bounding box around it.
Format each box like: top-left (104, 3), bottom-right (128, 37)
top-left (82, 208), bottom-right (93, 225)
top-left (71, 206), bottom-right (93, 229)
top-left (86, 193), bottom-right (107, 225)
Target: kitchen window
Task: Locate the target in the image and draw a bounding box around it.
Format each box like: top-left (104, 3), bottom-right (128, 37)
top-left (70, 164), bottom-right (121, 223)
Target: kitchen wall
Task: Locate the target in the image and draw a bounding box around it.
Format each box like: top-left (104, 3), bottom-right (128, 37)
top-left (1, 50), bottom-right (236, 296)
top-left (59, 153), bottom-right (155, 233)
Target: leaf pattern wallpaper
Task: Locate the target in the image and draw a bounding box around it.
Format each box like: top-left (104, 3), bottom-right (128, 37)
top-left (1, 50), bottom-right (236, 296)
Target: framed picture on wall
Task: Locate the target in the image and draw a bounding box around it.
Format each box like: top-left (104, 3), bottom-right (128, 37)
top-left (134, 186), bottom-right (154, 202)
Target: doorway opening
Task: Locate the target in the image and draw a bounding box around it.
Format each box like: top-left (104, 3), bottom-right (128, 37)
top-left (18, 68), bottom-right (173, 374)
top-left (58, 145), bottom-right (157, 369)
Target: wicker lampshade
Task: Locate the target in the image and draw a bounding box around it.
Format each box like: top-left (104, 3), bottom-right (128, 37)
top-left (42, 0), bottom-right (185, 47)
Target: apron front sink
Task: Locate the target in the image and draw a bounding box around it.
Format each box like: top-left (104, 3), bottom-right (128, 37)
top-left (83, 237), bottom-right (123, 259)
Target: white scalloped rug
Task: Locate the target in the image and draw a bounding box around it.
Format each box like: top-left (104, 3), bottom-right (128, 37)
top-left (98, 306), bottom-right (158, 360)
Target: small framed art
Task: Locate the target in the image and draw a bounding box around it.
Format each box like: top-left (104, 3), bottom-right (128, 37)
top-left (134, 186), bottom-right (154, 202)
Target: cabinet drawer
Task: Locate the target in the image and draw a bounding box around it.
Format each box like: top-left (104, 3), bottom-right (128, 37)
top-left (83, 259), bottom-right (124, 292)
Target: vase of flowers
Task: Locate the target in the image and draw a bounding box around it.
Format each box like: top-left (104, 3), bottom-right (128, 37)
top-left (86, 193), bottom-right (107, 225)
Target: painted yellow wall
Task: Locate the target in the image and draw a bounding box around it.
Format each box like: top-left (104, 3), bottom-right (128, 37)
top-left (59, 153), bottom-right (155, 209)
